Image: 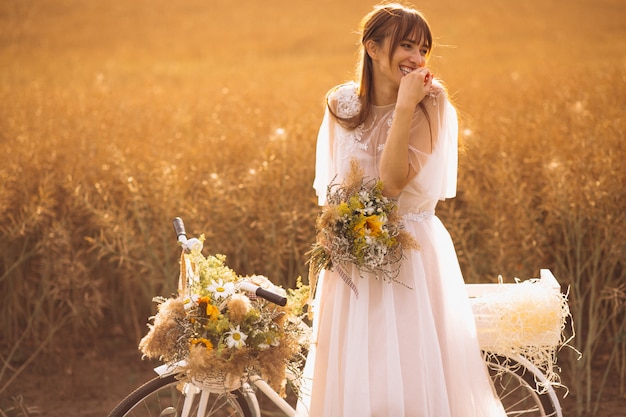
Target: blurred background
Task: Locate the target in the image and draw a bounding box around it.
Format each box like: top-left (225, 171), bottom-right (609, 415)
top-left (0, 0), bottom-right (624, 415)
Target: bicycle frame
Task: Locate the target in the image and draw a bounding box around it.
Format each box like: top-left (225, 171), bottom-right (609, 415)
top-left (248, 375), bottom-right (295, 417)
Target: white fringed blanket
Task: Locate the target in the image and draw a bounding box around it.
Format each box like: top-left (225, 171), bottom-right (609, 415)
top-left (467, 269), bottom-right (569, 351)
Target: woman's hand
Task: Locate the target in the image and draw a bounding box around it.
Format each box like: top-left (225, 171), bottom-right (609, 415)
top-left (397, 67), bottom-right (432, 110)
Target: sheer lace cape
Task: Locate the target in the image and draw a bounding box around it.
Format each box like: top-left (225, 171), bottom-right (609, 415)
top-left (313, 81), bottom-right (458, 209)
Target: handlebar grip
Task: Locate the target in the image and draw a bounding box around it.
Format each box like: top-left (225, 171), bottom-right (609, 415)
top-left (256, 287), bottom-right (288, 307)
top-left (240, 281), bottom-right (288, 306)
top-left (172, 217), bottom-right (187, 240)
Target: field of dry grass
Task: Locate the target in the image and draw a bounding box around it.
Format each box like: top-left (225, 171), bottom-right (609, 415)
top-left (1, 0), bottom-right (625, 415)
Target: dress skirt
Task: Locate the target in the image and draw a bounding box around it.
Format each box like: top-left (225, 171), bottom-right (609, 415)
top-left (296, 214), bottom-right (506, 417)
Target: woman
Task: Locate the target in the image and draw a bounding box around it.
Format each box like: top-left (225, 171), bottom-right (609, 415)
top-left (297, 3), bottom-right (506, 417)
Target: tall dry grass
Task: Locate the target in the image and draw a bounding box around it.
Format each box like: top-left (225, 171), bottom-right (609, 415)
top-left (1, 0), bottom-right (624, 415)
top-left (443, 67), bottom-right (626, 415)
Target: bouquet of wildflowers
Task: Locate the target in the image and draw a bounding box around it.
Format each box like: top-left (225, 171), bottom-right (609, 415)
top-left (308, 160), bottom-right (419, 297)
top-left (138, 237), bottom-right (309, 394)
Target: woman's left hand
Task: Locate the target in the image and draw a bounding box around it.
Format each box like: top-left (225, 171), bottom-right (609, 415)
top-left (397, 67), bottom-right (432, 109)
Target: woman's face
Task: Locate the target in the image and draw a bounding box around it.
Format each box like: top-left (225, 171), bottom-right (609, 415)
top-left (370, 33), bottom-right (429, 90)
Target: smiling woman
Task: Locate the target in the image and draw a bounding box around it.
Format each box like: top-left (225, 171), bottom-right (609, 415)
top-left (300, 3), bottom-right (507, 417)
top-left (1, 0), bottom-right (624, 415)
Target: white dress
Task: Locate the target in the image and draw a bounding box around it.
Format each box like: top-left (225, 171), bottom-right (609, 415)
top-left (296, 82), bottom-right (507, 417)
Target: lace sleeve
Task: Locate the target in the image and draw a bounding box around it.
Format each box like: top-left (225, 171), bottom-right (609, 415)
top-left (313, 108), bottom-right (333, 206)
top-left (408, 84), bottom-right (458, 200)
top-left (313, 83), bottom-right (360, 206)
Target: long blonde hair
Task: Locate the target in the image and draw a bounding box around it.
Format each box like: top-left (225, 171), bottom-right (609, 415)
top-left (328, 3), bottom-right (433, 131)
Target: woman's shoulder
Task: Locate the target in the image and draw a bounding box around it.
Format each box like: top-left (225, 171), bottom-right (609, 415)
top-left (327, 81), bottom-right (358, 100)
top-left (326, 82), bottom-right (360, 118)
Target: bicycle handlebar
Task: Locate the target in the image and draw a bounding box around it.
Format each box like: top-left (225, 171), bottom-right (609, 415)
top-left (172, 217), bottom-right (287, 307)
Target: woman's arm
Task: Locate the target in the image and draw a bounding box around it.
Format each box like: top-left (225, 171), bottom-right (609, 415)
top-left (379, 69), bottom-right (432, 197)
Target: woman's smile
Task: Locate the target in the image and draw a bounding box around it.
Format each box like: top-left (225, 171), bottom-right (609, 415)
top-left (400, 65), bottom-right (417, 76)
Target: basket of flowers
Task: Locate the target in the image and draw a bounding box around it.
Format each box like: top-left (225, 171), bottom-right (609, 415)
top-left (138, 236), bottom-right (310, 394)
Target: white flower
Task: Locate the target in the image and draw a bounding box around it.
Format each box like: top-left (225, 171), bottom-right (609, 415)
top-left (207, 279), bottom-right (235, 299)
top-left (225, 325), bottom-right (248, 348)
top-left (184, 294), bottom-right (199, 310)
top-left (258, 333), bottom-right (280, 350)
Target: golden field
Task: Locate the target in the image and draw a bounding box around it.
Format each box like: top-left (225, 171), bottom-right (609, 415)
top-left (0, 0), bottom-right (624, 415)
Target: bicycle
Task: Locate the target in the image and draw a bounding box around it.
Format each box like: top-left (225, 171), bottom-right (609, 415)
top-left (108, 218), bottom-right (566, 417)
